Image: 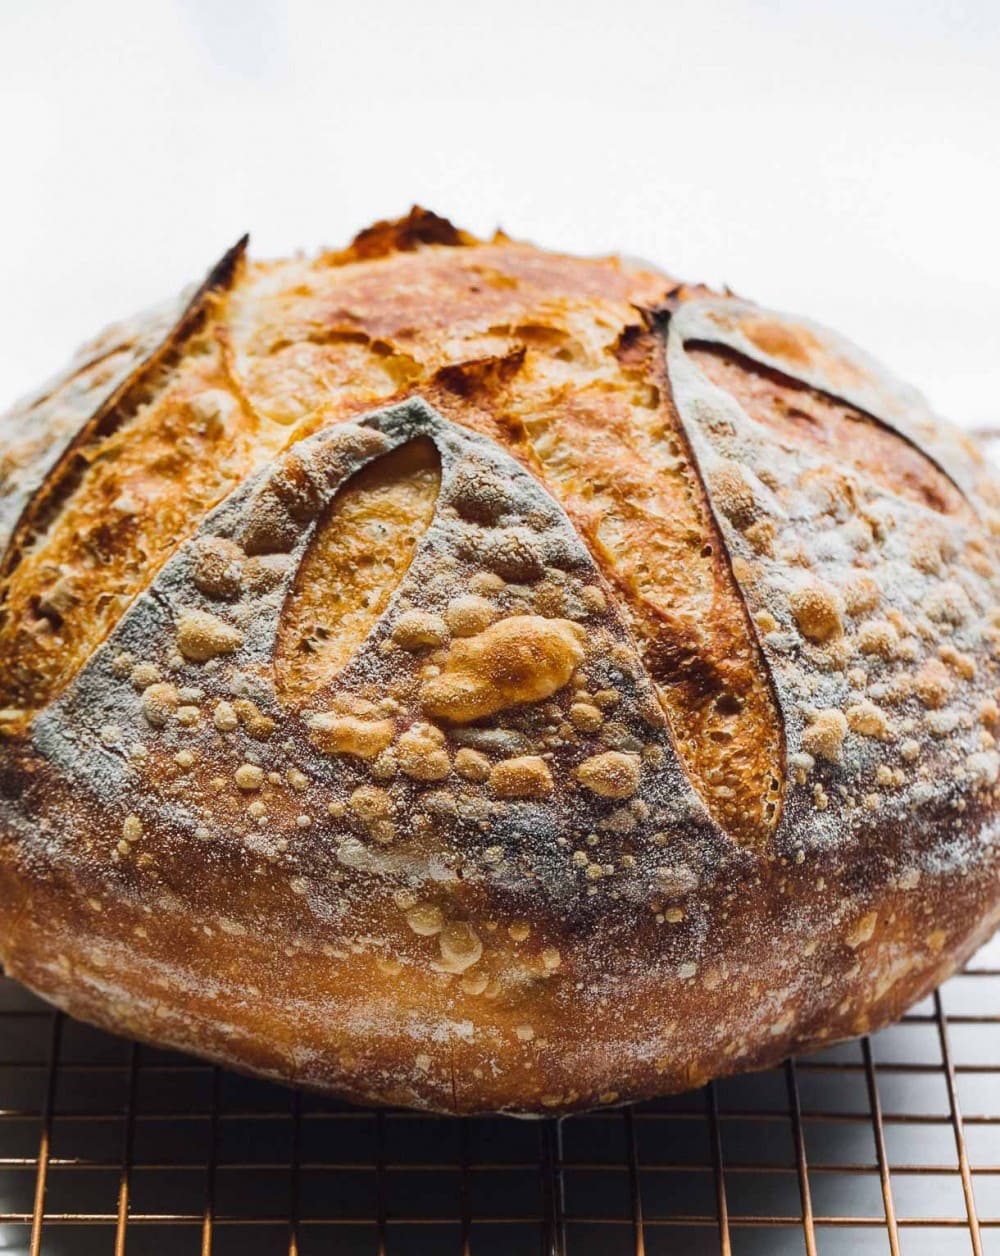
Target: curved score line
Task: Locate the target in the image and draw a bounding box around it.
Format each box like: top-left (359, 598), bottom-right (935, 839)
top-left (0, 240), bottom-right (249, 717)
top-left (685, 340), bottom-right (972, 521)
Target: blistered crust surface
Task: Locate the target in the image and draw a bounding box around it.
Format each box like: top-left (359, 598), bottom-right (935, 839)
top-left (1, 210), bottom-right (1000, 1113)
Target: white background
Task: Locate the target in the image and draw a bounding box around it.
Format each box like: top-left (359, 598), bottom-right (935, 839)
top-left (0, 0), bottom-right (997, 427)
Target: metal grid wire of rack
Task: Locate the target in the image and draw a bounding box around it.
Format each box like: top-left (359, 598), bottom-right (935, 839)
top-left (3, 938), bottom-right (1000, 1255)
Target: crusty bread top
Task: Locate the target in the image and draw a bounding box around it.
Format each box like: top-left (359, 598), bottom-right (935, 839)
top-left (2, 209), bottom-right (1000, 1110)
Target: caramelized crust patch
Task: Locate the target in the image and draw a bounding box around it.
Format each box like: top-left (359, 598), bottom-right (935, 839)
top-left (688, 343), bottom-right (969, 518)
top-left (0, 349), bottom-right (262, 716)
top-left (0, 245), bottom-right (265, 718)
top-left (275, 438), bottom-right (441, 703)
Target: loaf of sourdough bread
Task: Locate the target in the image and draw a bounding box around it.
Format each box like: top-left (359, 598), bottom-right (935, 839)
top-left (1, 208), bottom-right (998, 1112)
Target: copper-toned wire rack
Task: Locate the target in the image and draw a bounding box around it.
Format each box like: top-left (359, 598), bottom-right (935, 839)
top-left (2, 936), bottom-right (1000, 1256)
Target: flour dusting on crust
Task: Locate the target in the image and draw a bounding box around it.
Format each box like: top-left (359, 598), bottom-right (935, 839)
top-left (1, 210), bottom-right (999, 1113)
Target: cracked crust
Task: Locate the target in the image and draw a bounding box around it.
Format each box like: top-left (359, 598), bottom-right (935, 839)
top-left (1, 208), bottom-right (1000, 1114)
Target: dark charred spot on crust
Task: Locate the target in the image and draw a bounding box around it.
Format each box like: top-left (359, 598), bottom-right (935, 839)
top-left (612, 322), bottom-right (649, 369)
top-left (645, 283), bottom-right (716, 329)
top-left (433, 348), bottom-right (527, 399)
top-left (326, 207), bottom-right (479, 266)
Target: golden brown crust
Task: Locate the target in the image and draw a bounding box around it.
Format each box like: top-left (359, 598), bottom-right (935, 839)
top-left (2, 211), bottom-right (1000, 1114)
top-left (0, 239), bottom-right (250, 720)
top-left (275, 437), bottom-right (442, 703)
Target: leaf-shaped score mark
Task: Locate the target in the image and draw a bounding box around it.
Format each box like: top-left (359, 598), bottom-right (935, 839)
top-left (275, 438), bottom-right (441, 703)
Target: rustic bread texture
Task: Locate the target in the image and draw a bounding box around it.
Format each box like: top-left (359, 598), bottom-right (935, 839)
top-left (2, 208), bottom-right (1000, 1114)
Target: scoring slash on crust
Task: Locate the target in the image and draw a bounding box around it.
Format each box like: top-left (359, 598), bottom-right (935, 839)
top-left (0, 239), bottom-right (245, 559)
top-left (0, 238), bottom-right (250, 717)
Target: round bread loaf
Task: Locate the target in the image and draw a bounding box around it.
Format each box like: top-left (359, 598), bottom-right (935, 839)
top-left (1, 208), bottom-right (999, 1113)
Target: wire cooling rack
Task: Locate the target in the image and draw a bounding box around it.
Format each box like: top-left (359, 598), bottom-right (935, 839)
top-left (1, 937), bottom-right (1000, 1255)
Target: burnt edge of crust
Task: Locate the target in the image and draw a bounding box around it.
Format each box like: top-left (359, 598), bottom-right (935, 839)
top-left (324, 207), bottom-right (480, 266)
